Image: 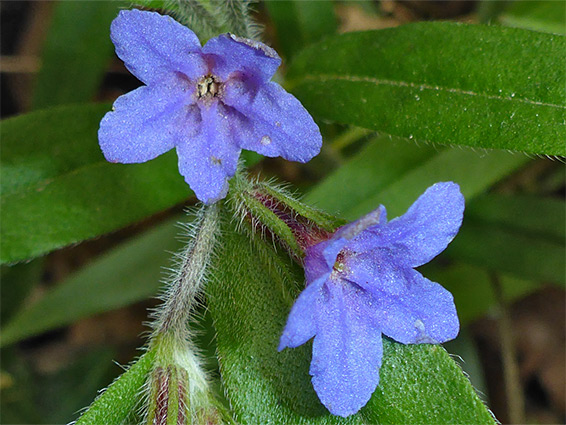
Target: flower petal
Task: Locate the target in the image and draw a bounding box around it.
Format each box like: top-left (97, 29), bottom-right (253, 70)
top-left (310, 282), bottom-right (383, 417)
top-left (363, 182), bottom-right (464, 267)
top-left (344, 251), bottom-right (408, 296)
top-left (278, 277), bottom-right (325, 350)
top-left (304, 236), bottom-right (345, 283)
top-left (111, 9), bottom-right (206, 85)
top-left (203, 34), bottom-right (280, 82)
top-left (99, 84), bottom-right (191, 163)
top-left (223, 81), bottom-right (322, 162)
top-left (177, 102), bottom-right (241, 204)
top-left (376, 269), bottom-right (459, 344)
top-left (336, 205), bottom-right (386, 241)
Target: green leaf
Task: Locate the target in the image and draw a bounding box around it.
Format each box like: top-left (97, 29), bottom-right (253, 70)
top-left (444, 194), bottom-right (565, 284)
top-left (306, 135), bottom-right (529, 219)
top-left (425, 263), bottom-right (541, 325)
top-left (32, 1), bottom-right (121, 109)
top-left (467, 193), bottom-right (565, 241)
top-left (287, 22), bottom-right (566, 155)
top-left (446, 219), bottom-right (565, 285)
top-left (500, 0), bottom-right (566, 35)
top-left (0, 260), bottom-right (43, 323)
top-left (265, 0), bottom-right (337, 59)
top-left (75, 349), bottom-right (156, 425)
top-left (0, 104), bottom-right (190, 263)
top-left (0, 217), bottom-right (181, 347)
top-left (207, 212), bottom-right (494, 424)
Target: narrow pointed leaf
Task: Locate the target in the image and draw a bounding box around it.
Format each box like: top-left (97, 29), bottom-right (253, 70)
top-left (32, 1), bottom-right (122, 109)
top-left (0, 217), bottom-right (180, 347)
top-left (265, 0), bottom-right (337, 59)
top-left (288, 22), bottom-right (565, 155)
top-left (75, 349), bottom-right (156, 425)
top-left (0, 104), bottom-right (190, 263)
top-left (306, 135), bottom-right (529, 219)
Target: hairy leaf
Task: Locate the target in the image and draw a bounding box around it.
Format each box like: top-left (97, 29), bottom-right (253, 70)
top-left (288, 22), bottom-right (565, 155)
top-left (75, 349), bottom-right (155, 425)
top-left (0, 104), bottom-right (190, 263)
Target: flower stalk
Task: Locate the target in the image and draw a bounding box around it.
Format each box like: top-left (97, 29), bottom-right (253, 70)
top-left (144, 204), bottom-right (228, 425)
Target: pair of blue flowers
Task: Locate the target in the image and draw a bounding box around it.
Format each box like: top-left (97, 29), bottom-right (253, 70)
top-left (100, 10), bottom-right (463, 418)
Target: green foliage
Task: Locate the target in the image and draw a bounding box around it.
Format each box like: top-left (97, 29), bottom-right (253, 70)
top-left (427, 263), bottom-right (540, 325)
top-left (0, 217), bottom-right (181, 347)
top-left (0, 260), bottom-right (43, 323)
top-left (32, 1), bottom-right (122, 109)
top-left (265, 0), bottom-right (337, 59)
top-left (448, 194), bottom-right (565, 285)
top-left (207, 213), bottom-right (495, 424)
top-left (500, 0), bottom-right (566, 35)
top-left (287, 22), bottom-right (566, 155)
top-left (3, 2), bottom-right (564, 423)
top-left (75, 349), bottom-right (156, 425)
top-left (0, 104), bottom-right (190, 264)
top-left (1, 346), bottom-right (118, 424)
top-left (448, 220), bottom-right (565, 285)
top-left (306, 135), bottom-right (529, 219)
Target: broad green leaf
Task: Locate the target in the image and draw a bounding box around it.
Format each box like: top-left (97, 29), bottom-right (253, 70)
top-left (207, 213), bottom-right (494, 424)
top-left (425, 263), bottom-right (540, 325)
top-left (444, 329), bottom-right (488, 399)
top-left (306, 135), bottom-right (529, 219)
top-left (0, 104), bottom-right (191, 263)
top-left (265, 0), bottom-right (337, 59)
top-left (0, 216), bottom-right (181, 347)
top-left (76, 349), bottom-right (156, 425)
top-left (444, 194), bottom-right (565, 285)
top-left (0, 260), bottom-right (43, 323)
top-left (467, 194), bottom-right (565, 241)
top-left (287, 22), bottom-right (566, 155)
top-left (500, 0), bottom-right (566, 35)
top-left (32, 1), bottom-right (121, 109)
top-left (446, 219), bottom-right (565, 285)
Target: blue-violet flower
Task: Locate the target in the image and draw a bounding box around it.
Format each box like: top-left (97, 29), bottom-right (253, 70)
top-left (99, 9), bottom-right (322, 204)
top-left (279, 182), bottom-right (464, 417)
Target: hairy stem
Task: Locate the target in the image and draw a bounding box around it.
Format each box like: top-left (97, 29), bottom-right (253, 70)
top-left (152, 204), bottom-right (219, 337)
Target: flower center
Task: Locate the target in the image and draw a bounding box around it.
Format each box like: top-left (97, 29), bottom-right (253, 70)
top-left (197, 74), bottom-right (221, 99)
top-left (331, 250), bottom-right (348, 277)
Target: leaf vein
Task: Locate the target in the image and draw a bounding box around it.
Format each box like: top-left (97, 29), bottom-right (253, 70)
top-left (300, 74), bottom-right (565, 109)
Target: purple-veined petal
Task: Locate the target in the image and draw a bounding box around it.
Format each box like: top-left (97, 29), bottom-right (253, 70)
top-left (203, 34), bottom-right (280, 82)
top-left (375, 182), bottom-right (465, 267)
top-left (310, 281), bottom-right (383, 417)
top-left (223, 81), bottom-right (322, 162)
top-left (336, 205), bottom-right (387, 241)
top-left (278, 277), bottom-right (325, 350)
top-left (99, 84), bottom-right (193, 164)
top-left (376, 269), bottom-right (459, 344)
top-left (343, 250), bottom-right (408, 296)
top-left (177, 102), bottom-right (241, 204)
top-left (111, 9), bottom-right (206, 85)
